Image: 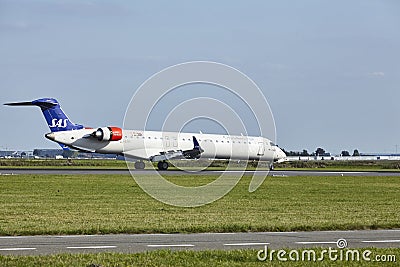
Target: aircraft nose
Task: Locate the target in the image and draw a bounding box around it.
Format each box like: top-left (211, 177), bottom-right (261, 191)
top-left (274, 147), bottom-right (286, 162)
top-left (278, 148), bottom-right (286, 159)
top-left (45, 132), bottom-right (55, 141)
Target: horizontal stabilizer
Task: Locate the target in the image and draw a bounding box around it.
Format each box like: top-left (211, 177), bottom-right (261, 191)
top-left (4, 100), bottom-right (57, 109)
top-left (4, 101), bottom-right (35, 106)
top-left (4, 98), bottom-right (83, 134)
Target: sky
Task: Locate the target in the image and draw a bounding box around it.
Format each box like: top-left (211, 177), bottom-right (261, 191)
top-left (0, 0), bottom-right (399, 154)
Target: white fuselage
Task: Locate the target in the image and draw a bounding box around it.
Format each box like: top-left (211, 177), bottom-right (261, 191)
top-left (46, 129), bottom-right (286, 162)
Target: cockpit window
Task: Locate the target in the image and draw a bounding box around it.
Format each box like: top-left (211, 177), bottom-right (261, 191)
top-left (270, 142), bottom-right (276, 146)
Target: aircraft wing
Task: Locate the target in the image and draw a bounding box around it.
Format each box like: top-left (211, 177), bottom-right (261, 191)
top-left (149, 136), bottom-right (204, 162)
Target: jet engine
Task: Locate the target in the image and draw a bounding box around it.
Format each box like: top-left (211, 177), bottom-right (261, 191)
top-left (92, 127), bottom-right (123, 141)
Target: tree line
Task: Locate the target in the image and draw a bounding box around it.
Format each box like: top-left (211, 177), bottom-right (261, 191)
top-left (282, 148), bottom-right (360, 157)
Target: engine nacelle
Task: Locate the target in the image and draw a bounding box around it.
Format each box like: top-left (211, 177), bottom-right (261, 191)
top-left (93, 127), bottom-right (123, 141)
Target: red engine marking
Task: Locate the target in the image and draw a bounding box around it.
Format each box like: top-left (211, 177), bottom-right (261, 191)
top-left (109, 127), bottom-right (123, 141)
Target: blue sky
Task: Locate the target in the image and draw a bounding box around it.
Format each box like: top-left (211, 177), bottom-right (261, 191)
top-left (0, 0), bottom-right (399, 154)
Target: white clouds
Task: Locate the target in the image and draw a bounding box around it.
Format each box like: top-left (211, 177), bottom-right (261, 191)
top-left (368, 71), bottom-right (385, 77)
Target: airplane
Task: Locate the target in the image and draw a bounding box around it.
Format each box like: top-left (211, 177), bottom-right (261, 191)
top-left (4, 98), bottom-right (286, 170)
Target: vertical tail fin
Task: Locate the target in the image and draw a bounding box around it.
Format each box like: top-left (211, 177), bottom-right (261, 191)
top-left (5, 98), bottom-right (84, 132)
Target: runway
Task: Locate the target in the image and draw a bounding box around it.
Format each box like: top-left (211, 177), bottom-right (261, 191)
top-left (0, 230), bottom-right (399, 255)
top-left (2, 168), bottom-right (400, 177)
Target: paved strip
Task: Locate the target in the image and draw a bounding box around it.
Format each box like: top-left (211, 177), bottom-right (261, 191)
top-left (295, 241), bottom-right (337, 245)
top-left (0, 248), bottom-right (37, 251)
top-left (362, 240), bottom-right (400, 243)
top-left (224, 243), bottom-right (270, 246)
top-left (67, 246), bottom-right (117, 249)
top-left (0, 236), bottom-right (26, 239)
top-left (2, 169), bottom-right (400, 177)
top-left (147, 244), bottom-right (195, 248)
top-left (0, 230), bottom-right (399, 255)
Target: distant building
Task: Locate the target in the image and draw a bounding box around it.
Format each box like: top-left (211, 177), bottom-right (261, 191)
top-left (0, 150), bottom-right (33, 158)
top-left (32, 149), bottom-right (118, 159)
top-left (33, 149), bottom-right (64, 158)
top-left (0, 151), bottom-right (16, 158)
top-left (1, 148), bottom-right (118, 159)
top-left (76, 152), bottom-right (118, 159)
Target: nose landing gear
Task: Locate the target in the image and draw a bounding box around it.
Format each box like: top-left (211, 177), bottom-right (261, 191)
top-left (134, 161), bottom-right (145, 170)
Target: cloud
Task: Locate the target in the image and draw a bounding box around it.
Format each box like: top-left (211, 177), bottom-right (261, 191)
top-left (0, 21), bottom-right (32, 31)
top-left (368, 71), bottom-right (385, 77)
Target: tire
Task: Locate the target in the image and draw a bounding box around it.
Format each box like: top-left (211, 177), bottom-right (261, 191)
top-left (157, 161), bottom-right (169, 171)
top-left (134, 161), bottom-right (145, 169)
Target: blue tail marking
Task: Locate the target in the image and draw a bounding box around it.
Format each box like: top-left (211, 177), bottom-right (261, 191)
top-left (30, 98), bottom-right (84, 132)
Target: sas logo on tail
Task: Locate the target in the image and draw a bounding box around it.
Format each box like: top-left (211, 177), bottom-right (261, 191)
top-left (49, 119), bottom-right (69, 128)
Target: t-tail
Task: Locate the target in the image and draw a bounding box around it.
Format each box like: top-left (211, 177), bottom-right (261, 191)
top-left (4, 98), bottom-right (84, 149)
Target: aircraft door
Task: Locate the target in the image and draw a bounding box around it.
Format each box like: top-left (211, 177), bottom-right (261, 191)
top-left (257, 142), bottom-right (265, 156)
top-left (164, 136), bottom-right (170, 149)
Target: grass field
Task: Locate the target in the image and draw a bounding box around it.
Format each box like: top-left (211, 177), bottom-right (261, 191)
top-left (2, 158), bottom-right (400, 172)
top-left (277, 160), bottom-right (400, 172)
top-left (0, 159), bottom-right (127, 169)
top-left (0, 248), bottom-right (398, 267)
top-left (0, 174), bottom-right (399, 235)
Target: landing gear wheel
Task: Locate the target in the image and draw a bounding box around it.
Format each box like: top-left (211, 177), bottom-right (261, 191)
top-left (157, 161), bottom-right (169, 171)
top-left (134, 161), bottom-right (145, 169)
top-left (269, 164), bottom-right (274, 171)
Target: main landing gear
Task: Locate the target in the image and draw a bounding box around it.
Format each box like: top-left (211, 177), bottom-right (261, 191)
top-left (134, 161), bottom-right (145, 170)
top-left (157, 161), bottom-right (169, 171)
top-left (133, 161), bottom-right (169, 170)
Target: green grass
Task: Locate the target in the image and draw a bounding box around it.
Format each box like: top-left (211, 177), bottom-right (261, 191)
top-left (0, 248), bottom-right (398, 266)
top-left (2, 158), bottom-right (400, 172)
top-left (277, 160), bottom-right (400, 171)
top-left (0, 174), bottom-right (399, 235)
top-left (0, 159), bottom-right (128, 169)
top-left (0, 159), bottom-right (269, 170)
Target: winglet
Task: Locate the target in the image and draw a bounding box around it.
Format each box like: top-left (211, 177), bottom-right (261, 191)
top-left (192, 136), bottom-right (204, 152)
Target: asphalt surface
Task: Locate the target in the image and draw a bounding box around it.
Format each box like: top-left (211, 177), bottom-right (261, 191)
top-left (0, 230), bottom-right (399, 255)
top-left (2, 169), bottom-right (400, 176)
